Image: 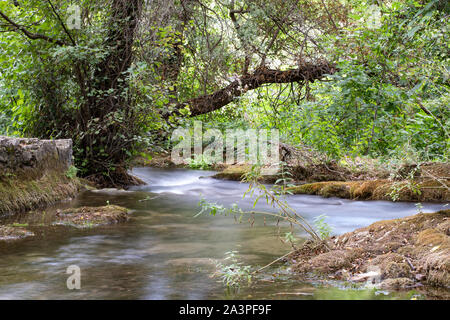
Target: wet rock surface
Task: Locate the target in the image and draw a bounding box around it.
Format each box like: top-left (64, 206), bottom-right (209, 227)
top-left (0, 136), bottom-right (72, 174)
top-left (211, 164), bottom-right (279, 183)
top-left (0, 225), bottom-right (34, 241)
top-left (54, 205), bottom-right (130, 228)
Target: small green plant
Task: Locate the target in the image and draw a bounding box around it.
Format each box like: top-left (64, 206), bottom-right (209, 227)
top-left (3, 171), bottom-right (16, 179)
top-left (185, 155), bottom-right (212, 170)
top-left (195, 198), bottom-right (230, 217)
top-left (214, 251), bottom-right (253, 289)
top-left (313, 214), bottom-right (333, 240)
top-left (197, 164), bottom-right (336, 289)
top-left (196, 164), bottom-right (325, 244)
top-left (283, 232), bottom-right (298, 249)
top-left (273, 161), bottom-right (296, 193)
top-left (65, 165), bottom-right (79, 179)
top-left (415, 202), bottom-right (424, 214)
top-left (10, 223), bottom-right (29, 228)
top-left (388, 165), bottom-right (422, 201)
top-left (388, 181), bottom-right (422, 202)
top-left (84, 222), bottom-right (94, 228)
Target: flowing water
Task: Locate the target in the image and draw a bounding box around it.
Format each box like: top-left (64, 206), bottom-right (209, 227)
top-left (0, 167), bottom-right (447, 300)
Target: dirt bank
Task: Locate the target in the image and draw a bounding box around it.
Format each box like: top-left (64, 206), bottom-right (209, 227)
top-left (289, 210), bottom-right (450, 290)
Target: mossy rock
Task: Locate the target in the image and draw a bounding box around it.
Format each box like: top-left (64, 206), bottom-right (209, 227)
top-left (319, 183), bottom-right (351, 198)
top-left (212, 164), bottom-right (251, 181)
top-left (288, 182), bottom-right (326, 195)
top-left (288, 179), bottom-right (449, 202)
top-left (352, 180), bottom-right (388, 199)
top-left (289, 181), bottom-right (354, 198)
top-left (0, 225), bottom-right (34, 241)
top-left (213, 164), bottom-right (279, 183)
top-left (54, 205), bottom-right (129, 229)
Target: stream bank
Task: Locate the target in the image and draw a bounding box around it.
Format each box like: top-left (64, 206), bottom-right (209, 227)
top-left (0, 167), bottom-right (448, 299)
top-left (140, 148), bottom-right (449, 203)
top-left (212, 161), bottom-right (449, 203)
top-left (0, 137), bottom-right (82, 217)
top-left (288, 209), bottom-right (449, 291)
top-left (288, 178), bottom-right (448, 202)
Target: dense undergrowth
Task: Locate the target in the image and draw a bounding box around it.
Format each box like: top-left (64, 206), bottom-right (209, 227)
top-left (0, 0), bottom-right (447, 184)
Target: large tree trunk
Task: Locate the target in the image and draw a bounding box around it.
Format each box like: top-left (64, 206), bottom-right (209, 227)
top-left (80, 0), bottom-right (144, 187)
top-left (1, 0), bottom-right (145, 187)
top-left (171, 60), bottom-right (336, 117)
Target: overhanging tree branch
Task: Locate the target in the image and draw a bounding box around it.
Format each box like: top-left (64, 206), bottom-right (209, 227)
top-left (172, 60), bottom-right (337, 117)
top-left (46, 0), bottom-right (76, 46)
top-left (0, 10), bottom-right (66, 46)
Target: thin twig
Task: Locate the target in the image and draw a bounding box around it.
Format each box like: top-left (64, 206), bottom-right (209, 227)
top-left (253, 249), bottom-right (297, 274)
top-left (0, 10), bottom-right (66, 46)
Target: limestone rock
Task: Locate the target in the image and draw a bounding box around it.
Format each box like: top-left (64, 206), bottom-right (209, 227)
top-left (0, 136), bottom-right (72, 174)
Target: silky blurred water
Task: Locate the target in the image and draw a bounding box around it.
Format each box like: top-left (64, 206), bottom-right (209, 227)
top-left (0, 167), bottom-right (447, 300)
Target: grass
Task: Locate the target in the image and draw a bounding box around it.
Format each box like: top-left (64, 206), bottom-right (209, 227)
top-left (0, 170), bottom-right (81, 216)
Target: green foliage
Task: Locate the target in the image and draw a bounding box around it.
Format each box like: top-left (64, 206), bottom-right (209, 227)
top-left (214, 251), bottom-right (253, 289)
top-left (198, 0), bottom-right (449, 163)
top-left (0, 0), bottom-right (448, 183)
top-left (388, 181), bottom-right (422, 202)
top-left (387, 165), bottom-right (422, 201)
top-left (185, 155), bottom-right (212, 170)
top-left (0, 0), bottom-right (164, 182)
top-left (0, 111), bottom-right (12, 135)
top-left (313, 215), bottom-right (333, 240)
top-left (65, 165), bottom-right (79, 179)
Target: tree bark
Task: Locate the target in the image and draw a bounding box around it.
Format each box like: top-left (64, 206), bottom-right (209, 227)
top-left (79, 0), bottom-right (144, 186)
top-left (172, 60), bottom-right (337, 117)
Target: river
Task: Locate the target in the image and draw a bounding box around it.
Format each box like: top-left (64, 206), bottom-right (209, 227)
top-left (0, 167), bottom-right (447, 299)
